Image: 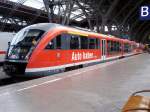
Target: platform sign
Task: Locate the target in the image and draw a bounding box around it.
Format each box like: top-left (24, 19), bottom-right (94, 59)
top-left (140, 6), bottom-right (150, 20)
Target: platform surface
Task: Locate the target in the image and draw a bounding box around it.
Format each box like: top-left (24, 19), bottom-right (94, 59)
top-left (0, 54), bottom-right (150, 112)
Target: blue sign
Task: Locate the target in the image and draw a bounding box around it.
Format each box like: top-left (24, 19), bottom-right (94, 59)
top-left (140, 6), bottom-right (150, 20)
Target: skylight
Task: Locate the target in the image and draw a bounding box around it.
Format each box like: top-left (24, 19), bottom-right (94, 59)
top-left (8, 0), bottom-right (87, 22)
top-left (9, 0), bottom-right (44, 9)
top-left (23, 0), bottom-right (44, 9)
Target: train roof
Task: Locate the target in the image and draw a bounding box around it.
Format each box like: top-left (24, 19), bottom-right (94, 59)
top-left (26, 23), bottom-right (131, 42)
top-left (25, 23), bottom-right (61, 31)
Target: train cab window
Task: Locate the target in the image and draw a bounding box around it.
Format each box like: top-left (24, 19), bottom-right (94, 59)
top-left (70, 35), bottom-right (80, 49)
top-left (11, 29), bottom-right (45, 47)
top-left (89, 38), bottom-right (96, 49)
top-left (81, 36), bottom-right (88, 49)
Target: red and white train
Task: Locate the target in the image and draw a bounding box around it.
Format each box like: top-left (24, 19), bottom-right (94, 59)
top-left (3, 23), bottom-right (143, 77)
top-left (0, 32), bottom-right (14, 63)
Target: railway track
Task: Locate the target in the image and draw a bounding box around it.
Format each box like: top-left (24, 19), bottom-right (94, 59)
top-left (0, 67), bottom-right (34, 86)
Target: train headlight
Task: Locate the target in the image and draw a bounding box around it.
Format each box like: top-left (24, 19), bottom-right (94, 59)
top-left (8, 47), bottom-right (20, 59)
top-left (25, 54), bottom-right (30, 60)
top-left (9, 54), bottom-right (19, 59)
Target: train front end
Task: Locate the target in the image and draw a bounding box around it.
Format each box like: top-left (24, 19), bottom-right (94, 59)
top-left (3, 26), bottom-right (45, 77)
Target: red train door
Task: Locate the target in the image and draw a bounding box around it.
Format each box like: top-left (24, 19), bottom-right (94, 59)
top-left (101, 39), bottom-right (106, 60)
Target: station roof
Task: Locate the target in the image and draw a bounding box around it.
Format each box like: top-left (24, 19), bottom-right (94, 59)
top-left (0, 0), bottom-right (150, 43)
top-left (8, 0), bottom-right (87, 22)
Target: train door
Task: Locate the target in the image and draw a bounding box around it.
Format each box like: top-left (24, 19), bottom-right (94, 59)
top-left (101, 39), bottom-right (106, 60)
top-left (55, 34), bottom-right (69, 65)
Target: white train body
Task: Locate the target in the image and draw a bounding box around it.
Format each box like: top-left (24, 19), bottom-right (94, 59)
top-left (0, 32), bottom-right (14, 62)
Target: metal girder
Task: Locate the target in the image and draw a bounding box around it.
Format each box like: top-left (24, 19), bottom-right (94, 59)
top-left (134, 22), bottom-right (147, 38)
top-left (0, 0), bottom-right (27, 31)
top-left (0, 16), bottom-right (28, 31)
top-left (0, 15), bottom-right (27, 26)
top-left (71, 13), bottom-right (85, 20)
top-left (142, 31), bottom-right (150, 43)
top-left (29, 9), bottom-right (43, 24)
top-left (0, 0), bottom-right (149, 43)
top-left (62, 0), bottom-right (74, 25)
top-left (75, 0), bottom-right (93, 29)
top-left (43, 0), bottom-right (54, 22)
top-left (0, 0), bottom-right (49, 32)
top-left (104, 0), bottom-right (119, 19)
top-left (111, 0), bottom-right (132, 23)
top-left (100, 0), bottom-right (119, 33)
top-left (43, 0), bottom-right (66, 23)
top-left (136, 24), bottom-right (150, 42)
top-left (121, 0), bottom-right (143, 26)
top-left (129, 15), bottom-right (139, 31)
top-left (43, 0), bottom-right (77, 25)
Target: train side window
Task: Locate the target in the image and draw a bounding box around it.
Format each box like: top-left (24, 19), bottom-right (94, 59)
top-left (116, 42), bottom-right (119, 52)
top-left (107, 40), bottom-right (111, 54)
top-left (115, 41), bottom-right (120, 52)
top-left (61, 33), bottom-right (69, 50)
top-left (107, 40), bottom-right (121, 54)
top-left (129, 44), bottom-right (132, 52)
top-left (118, 42), bottom-right (121, 52)
top-left (111, 41), bottom-right (114, 52)
top-left (46, 38), bottom-right (56, 49)
top-left (70, 35), bottom-right (80, 49)
top-left (56, 35), bottom-right (61, 49)
top-left (81, 36), bottom-right (88, 49)
top-left (112, 41), bottom-right (116, 53)
top-left (114, 42), bottom-right (116, 52)
top-left (45, 35), bottom-right (62, 50)
top-left (114, 41), bottom-right (117, 52)
top-left (89, 38), bottom-right (96, 49)
top-left (96, 38), bottom-right (100, 49)
top-left (124, 43), bottom-right (131, 52)
top-left (119, 42), bottom-right (122, 51)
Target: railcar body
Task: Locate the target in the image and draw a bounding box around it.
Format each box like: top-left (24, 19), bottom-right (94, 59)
top-left (0, 32), bottom-right (14, 63)
top-left (3, 23), bottom-right (143, 77)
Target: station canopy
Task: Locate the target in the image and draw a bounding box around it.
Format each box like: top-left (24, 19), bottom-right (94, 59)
top-left (4, 0), bottom-right (150, 43)
top-left (8, 0), bottom-right (89, 22)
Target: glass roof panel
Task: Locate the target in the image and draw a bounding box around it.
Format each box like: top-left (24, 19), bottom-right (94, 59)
top-left (9, 0), bottom-right (44, 9)
top-left (9, 0), bottom-right (18, 2)
top-left (8, 0), bottom-right (87, 21)
top-left (23, 0), bottom-right (44, 9)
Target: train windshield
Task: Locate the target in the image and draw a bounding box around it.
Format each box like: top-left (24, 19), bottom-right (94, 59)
top-left (11, 29), bottom-right (45, 46)
top-left (7, 29), bottom-right (45, 60)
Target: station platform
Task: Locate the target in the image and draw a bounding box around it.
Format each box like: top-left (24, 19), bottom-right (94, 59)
top-left (0, 54), bottom-right (150, 112)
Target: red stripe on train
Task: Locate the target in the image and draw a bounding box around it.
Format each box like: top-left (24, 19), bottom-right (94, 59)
top-left (0, 51), bottom-right (6, 54)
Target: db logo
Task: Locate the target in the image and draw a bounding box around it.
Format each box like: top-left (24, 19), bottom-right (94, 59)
top-left (140, 6), bottom-right (150, 20)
